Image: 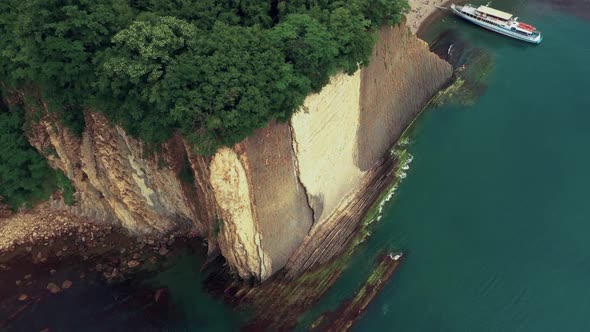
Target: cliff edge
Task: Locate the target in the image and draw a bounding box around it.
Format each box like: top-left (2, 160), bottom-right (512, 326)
top-left (4, 24), bottom-right (452, 281)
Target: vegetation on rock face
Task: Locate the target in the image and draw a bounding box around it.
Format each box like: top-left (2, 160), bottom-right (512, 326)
top-left (0, 99), bottom-right (74, 209)
top-left (0, 0), bottom-right (408, 206)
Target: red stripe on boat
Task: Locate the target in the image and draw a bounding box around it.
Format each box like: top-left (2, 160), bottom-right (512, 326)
top-left (517, 22), bottom-right (535, 31)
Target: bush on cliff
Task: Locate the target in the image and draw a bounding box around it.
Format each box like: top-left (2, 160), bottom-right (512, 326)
top-left (0, 0), bottom-right (408, 205)
top-left (0, 105), bottom-right (65, 209)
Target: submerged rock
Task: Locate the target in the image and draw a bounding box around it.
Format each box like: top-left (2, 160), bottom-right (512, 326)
top-left (154, 288), bottom-right (167, 303)
top-left (429, 29), bottom-right (494, 107)
top-left (46, 283), bottom-right (61, 294)
top-left (62, 280), bottom-right (72, 289)
top-left (158, 247), bottom-right (169, 256)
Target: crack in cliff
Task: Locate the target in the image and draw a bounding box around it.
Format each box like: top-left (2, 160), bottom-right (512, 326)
top-left (289, 122), bottom-right (316, 224)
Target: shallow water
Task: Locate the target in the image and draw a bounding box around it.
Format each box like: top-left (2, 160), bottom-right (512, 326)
top-left (0, 241), bottom-right (243, 331)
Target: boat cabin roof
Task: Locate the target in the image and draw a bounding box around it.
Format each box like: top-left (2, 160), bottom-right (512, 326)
top-left (476, 5), bottom-right (513, 20)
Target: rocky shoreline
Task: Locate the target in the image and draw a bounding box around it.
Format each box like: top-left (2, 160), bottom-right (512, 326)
top-left (407, 0), bottom-right (452, 33)
top-left (0, 205), bottom-right (201, 330)
top-left (1, 205), bottom-right (186, 265)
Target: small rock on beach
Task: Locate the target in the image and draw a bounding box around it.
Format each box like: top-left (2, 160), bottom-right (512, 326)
top-left (158, 247), bottom-right (169, 256)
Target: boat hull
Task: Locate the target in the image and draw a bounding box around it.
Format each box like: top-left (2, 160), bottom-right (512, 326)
top-left (451, 6), bottom-right (542, 44)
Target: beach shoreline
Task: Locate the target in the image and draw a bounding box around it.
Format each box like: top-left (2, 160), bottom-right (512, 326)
top-left (407, 0), bottom-right (450, 33)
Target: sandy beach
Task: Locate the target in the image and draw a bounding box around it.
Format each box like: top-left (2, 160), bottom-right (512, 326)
top-left (406, 0), bottom-right (449, 33)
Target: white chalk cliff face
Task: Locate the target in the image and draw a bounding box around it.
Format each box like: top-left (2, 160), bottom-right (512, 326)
top-left (290, 71), bottom-right (365, 225)
top-left (209, 147), bottom-right (272, 280)
top-left (19, 24), bottom-right (452, 280)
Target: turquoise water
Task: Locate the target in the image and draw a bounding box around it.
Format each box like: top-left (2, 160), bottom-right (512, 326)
top-left (304, 1), bottom-right (590, 330)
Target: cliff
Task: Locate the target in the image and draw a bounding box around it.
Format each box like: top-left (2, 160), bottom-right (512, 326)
top-left (25, 110), bottom-right (201, 235)
top-left (212, 24), bottom-right (451, 279)
top-left (3, 24), bottom-right (452, 281)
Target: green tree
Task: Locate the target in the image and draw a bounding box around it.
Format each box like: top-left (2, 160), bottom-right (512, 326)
top-left (327, 6), bottom-right (376, 73)
top-left (169, 23), bottom-right (309, 153)
top-left (270, 14), bottom-right (339, 90)
top-left (365, 0), bottom-right (409, 27)
top-left (1, 0), bottom-right (132, 96)
top-left (146, 0), bottom-right (273, 29)
top-left (96, 16), bottom-right (198, 143)
top-left (0, 107), bottom-right (58, 209)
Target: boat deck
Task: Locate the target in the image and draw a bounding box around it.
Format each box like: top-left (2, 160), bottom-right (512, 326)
top-left (457, 5), bottom-right (511, 26)
top-left (452, 4), bottom-right (543, 44)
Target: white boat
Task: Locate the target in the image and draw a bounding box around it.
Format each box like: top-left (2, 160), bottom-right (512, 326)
top-left (450, 4), bottom-right (543, 44)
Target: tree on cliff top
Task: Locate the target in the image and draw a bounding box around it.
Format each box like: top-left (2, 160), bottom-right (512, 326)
top-left (0, 0), bottom-right (408, 153)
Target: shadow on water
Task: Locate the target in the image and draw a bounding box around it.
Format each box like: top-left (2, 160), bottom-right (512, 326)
top-left (426, 29), bottom-right (494, 107)
top-left (0, 238), bottom-right (242, 332)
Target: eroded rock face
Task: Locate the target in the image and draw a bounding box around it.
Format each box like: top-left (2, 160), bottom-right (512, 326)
top-left (27, 111), bottom-right (201, 235)
top-left (291, 71), bottom-right (365, 225)
top-left (209, 147), bottom-right (271, 280)
top-left (239, 123), bottom-right (314, 274)
top-left (357, 25), bottom-right (453, 170)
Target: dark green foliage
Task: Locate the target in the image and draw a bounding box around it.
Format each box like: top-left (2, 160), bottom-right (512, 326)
top-left (146, 0), bottom-right (273, 28)
top-left (214, 218), bottom-right (224, 237)
top-left (0, 0), bottom-right (132, 134)
top-left (56, 170), bottom-right (76, 206)
top-left (270, 14), bottom-right (339, 90)
top-left (60, 105), bottom-right (86, 137)
top-left (178, 152), bottom-right (195, 185)
top-left (0, 0), bottom-right (408, 151)
top-left (0, 103), bottom-right (75, 209)
top-left (0, 0), bottom-right (407, 205)
top-left (95, 16), bottom-right (197, 143)
top-left (168, 23), bottom-right (308, 150)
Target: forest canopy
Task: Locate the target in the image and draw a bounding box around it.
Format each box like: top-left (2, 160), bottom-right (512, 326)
top-left (0, 0), bottom-right (408, 207)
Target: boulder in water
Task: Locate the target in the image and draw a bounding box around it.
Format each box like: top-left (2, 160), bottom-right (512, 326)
top-left (158, 247), bottom-right (169, 256)
top-left (62, 280), bottom-right (72, 289)
top-left (47, 283), bottom-right (61, 294)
